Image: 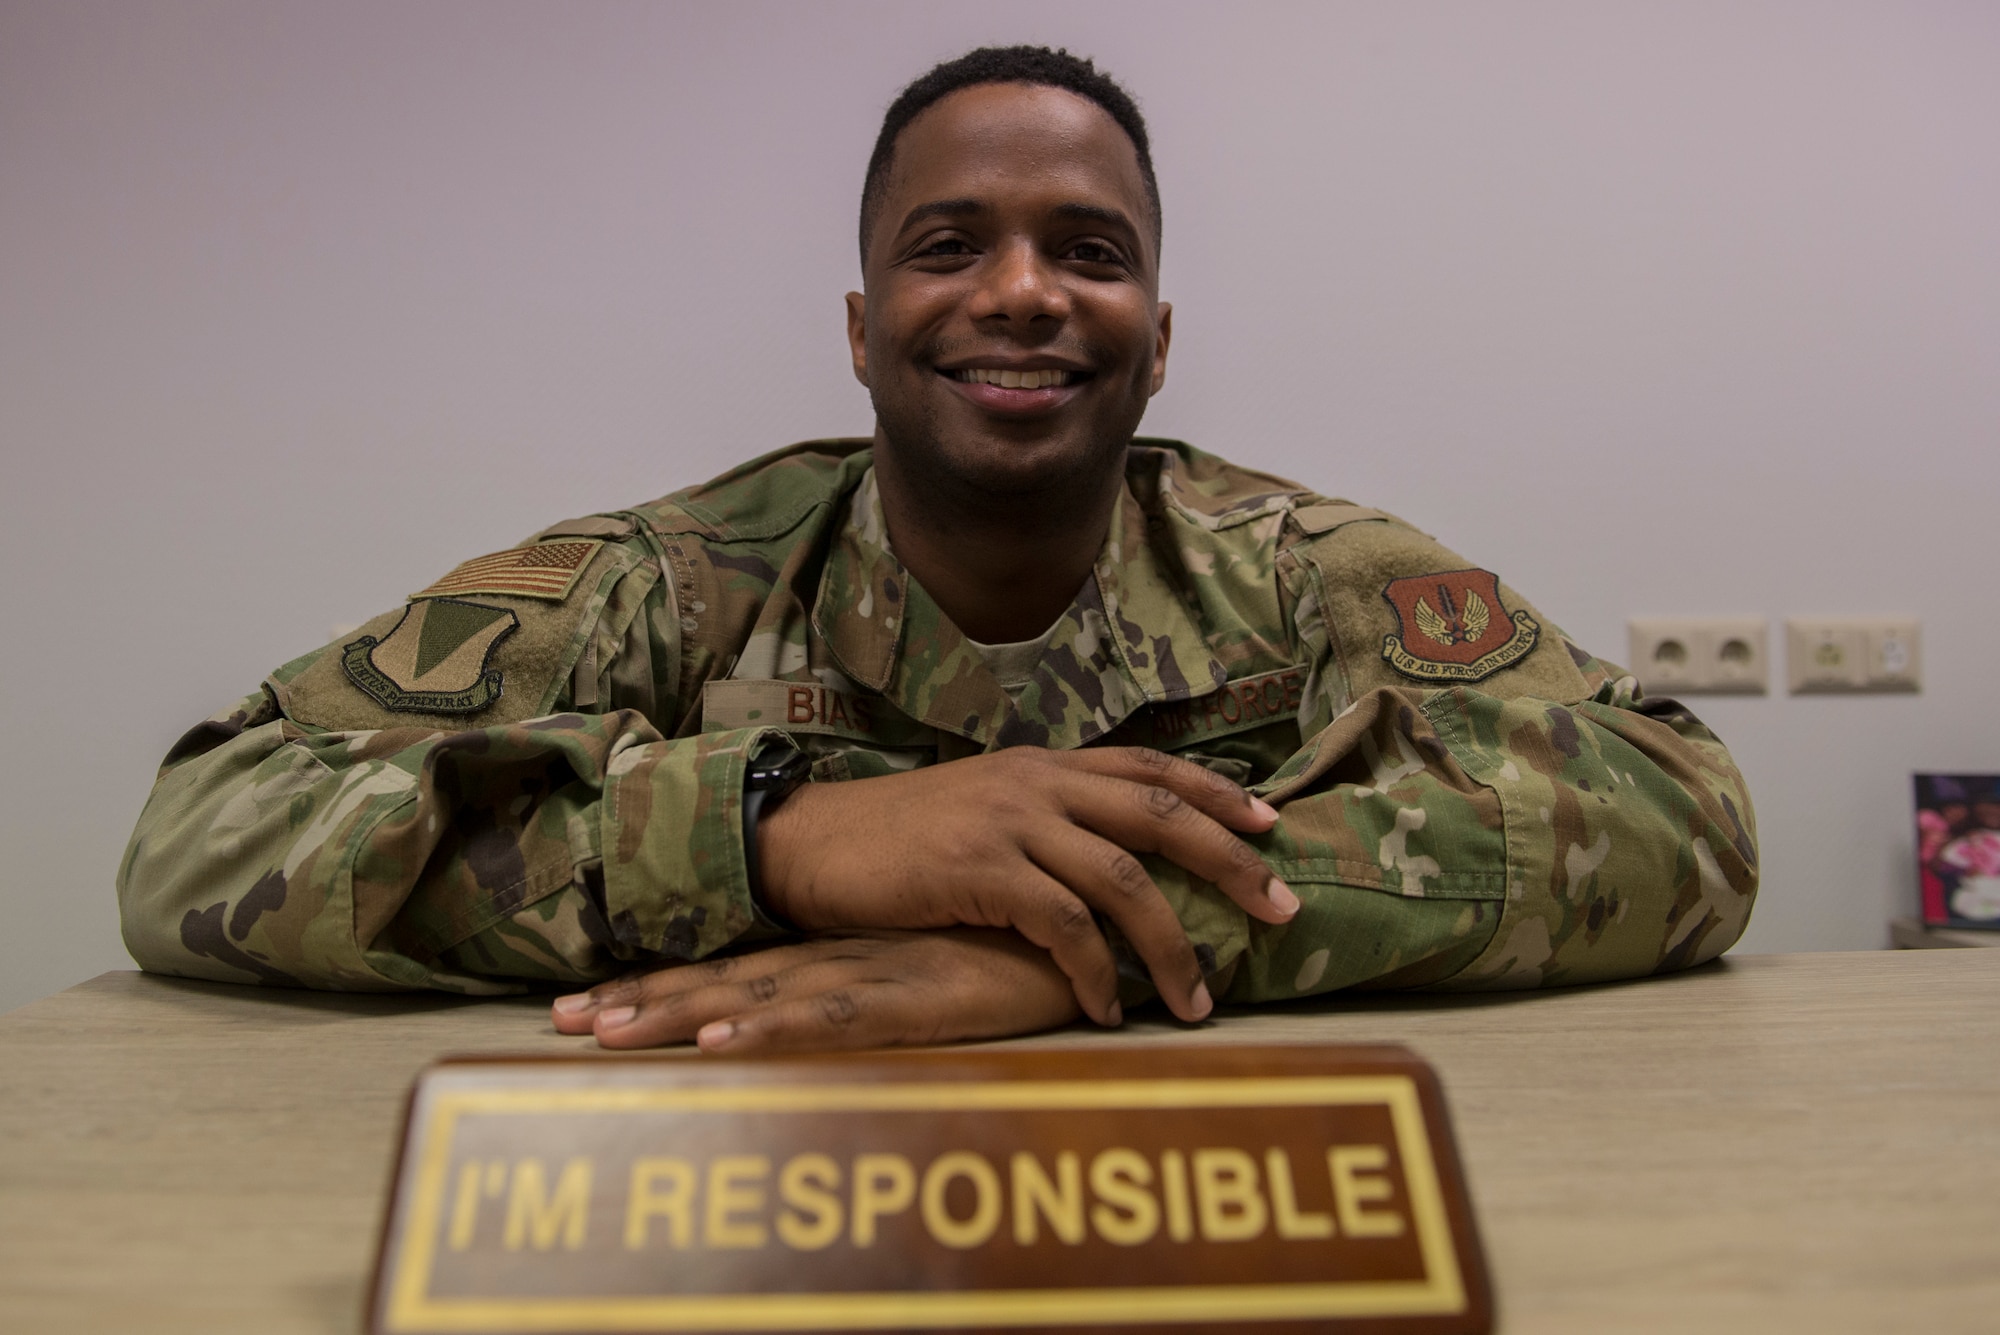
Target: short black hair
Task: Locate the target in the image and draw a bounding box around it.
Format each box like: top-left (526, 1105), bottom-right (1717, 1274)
top-left (858, 45), bottom-right (1161, 269)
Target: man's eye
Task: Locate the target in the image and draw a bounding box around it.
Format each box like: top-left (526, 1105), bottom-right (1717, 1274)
top-left (918, 238), bottom-right (974, 257)
top-left (1067, 241), bottom-right (1124, 266)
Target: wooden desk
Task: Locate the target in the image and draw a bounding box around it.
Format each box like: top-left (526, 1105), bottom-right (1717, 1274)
top-left (2, 952), bottom-right (1995, 1334)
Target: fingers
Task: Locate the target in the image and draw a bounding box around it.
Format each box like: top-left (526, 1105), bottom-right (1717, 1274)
top-left (550, 946), bottom-right (801, 1036)
top-left (551, 930), bottom-right (1083, 1053)
top-left (701, 931), bottom-right (1082, 1056)
top-left (1060, 747), bottom-right (1281, 834)
top-left (1055, 761), bottom-right (1298, 928)
top-left (1021, 824), bottom-right (1210, 1023)
top-left (551, 942), bottom-right (851, 1043)
top-left (590, 946), bottom-right (888, 1050)
top-left (966, 867), bottom-right (1125, 1027)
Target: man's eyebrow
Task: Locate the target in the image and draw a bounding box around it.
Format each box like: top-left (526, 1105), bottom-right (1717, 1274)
top-left (1050, 202), bottom-right (1139, 235)
top-left (894, 199), bottom-right (1142, 237)
top-left (896, 198), bottom-right (986, 233)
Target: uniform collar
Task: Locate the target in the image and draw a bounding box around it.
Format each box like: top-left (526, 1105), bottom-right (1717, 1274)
top-left (812, 459), bottom-right (1225, 751)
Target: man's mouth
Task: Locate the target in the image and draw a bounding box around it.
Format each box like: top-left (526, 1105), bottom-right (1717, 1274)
top-left (949, 368), bottom-right (1081, 390)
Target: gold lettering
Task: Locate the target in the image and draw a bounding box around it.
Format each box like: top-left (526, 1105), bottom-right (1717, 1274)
top-left (447, 1162), bottom-right (485, 1251)
top-left (1160, 1149), bottom-right (1194, 1242)
top-left (920, 1151), bottom-right (1002, 1250)
top-left (1088, 1148), bottom-right (1159, 1247)
top-left (1010, 1151), bottom-right (1084, 1246)
top-left (625, 1157), bottom-right (696, 1249)
top-left (1329, 1145), bottom-right (1406, 1238)
top-left (776, 1153), bottom-right (843, 1251)
top-left (1192, 1148), bottom-right (1267, 1242)
top-left (850, 1153), bottom-right (916, 1248)
top-left (503, 1158), bottom-right (590, 1251)
top-left (704, 1155), bottom-right (769, 1250)
top-left (1265, 1148), bottom-right (1333, 1240)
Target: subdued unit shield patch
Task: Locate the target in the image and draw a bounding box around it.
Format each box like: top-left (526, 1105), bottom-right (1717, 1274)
top-left (1381, 568), bottom-right (1539, 684)
top-left (341, 598), bottom-right (520, 713)
top-left (409, 540), bottom-right (603, 603)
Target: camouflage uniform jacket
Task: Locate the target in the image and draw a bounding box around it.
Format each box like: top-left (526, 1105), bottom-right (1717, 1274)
top-left (118, 439), bottom-right (1758, 1001)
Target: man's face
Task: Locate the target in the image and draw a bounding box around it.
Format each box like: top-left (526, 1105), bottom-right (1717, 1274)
top-left (847, 83), bottom-right (1169, 504)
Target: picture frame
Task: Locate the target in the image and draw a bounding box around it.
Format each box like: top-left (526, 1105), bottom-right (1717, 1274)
top-left (1915, 774), bottom-right (2000, 929)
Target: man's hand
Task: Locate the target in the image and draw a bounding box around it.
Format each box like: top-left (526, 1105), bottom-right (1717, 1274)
top-left (756, 747), bottom-right (1294, 1028)
top-left (550, 929), bottom-right (1081, 1052)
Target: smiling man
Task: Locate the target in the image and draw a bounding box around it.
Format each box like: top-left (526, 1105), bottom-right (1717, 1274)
top-left (118, 47), bottom-right (1759, 1052)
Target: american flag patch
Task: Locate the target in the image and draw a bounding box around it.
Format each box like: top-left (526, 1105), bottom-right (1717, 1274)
top-left (409, 540), bottom-right (603, 603)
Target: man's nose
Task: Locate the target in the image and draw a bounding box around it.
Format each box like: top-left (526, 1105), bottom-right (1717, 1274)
top-left (968, 240), bottom-right (1070, 325)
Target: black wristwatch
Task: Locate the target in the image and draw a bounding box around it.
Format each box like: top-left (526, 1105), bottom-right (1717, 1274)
top-left (741, 739), bottom-right (812, 902)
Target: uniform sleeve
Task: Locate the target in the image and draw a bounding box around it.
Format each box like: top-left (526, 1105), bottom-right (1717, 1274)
top-left (117, 534), bottom-right (786, 993)
top-left (1144, 517), bottom-right (1759, 1005)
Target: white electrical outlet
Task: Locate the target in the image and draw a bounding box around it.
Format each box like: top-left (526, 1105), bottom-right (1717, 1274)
top-left (1786, 618), bottom-right (1921, 693)
top-left (1627, 618), bottom-right (1769, 695)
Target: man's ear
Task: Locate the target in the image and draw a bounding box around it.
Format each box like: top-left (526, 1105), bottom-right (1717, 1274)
top-left (844, 291), bottom-right (869, 387)
top-left (1149, 301), bottom-right (1172, 397)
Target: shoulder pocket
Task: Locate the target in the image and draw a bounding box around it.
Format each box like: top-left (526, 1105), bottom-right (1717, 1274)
top-left (276, 538), bottom-right (643, 731)
top-left (1292, 516), bottom-right (1592, 705)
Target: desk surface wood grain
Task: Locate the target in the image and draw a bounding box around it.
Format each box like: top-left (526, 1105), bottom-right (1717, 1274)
top-left (2, 951), bottom-right (1995, 1334)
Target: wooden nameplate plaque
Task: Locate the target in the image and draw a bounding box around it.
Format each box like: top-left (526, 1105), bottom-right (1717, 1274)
top-left (369, 1044), bottom-right (1491, 1334)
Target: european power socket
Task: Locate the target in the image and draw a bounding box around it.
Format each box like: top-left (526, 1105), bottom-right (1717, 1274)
top-left (1786, 618), bottom-right (1921, 693)
top-left (1627, 618), bottom-right (1769, 695)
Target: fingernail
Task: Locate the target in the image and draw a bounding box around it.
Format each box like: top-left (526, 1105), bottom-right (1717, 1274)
top-left (1267, 878), bottom-right (1300, 916)
top-left (1106, 1000), bottom-right (1123, 1027)
top-left (552, 993), bottom-right (595, 1016)
top-left (1250, 797), bottom-right (1280, 823)
top-left (1190, 981), bottom-right (1213, 1020)
top-left (697, 1020), bottom-right (736, 1051)
top-left (596, 1005), bottom-right (636, 1029)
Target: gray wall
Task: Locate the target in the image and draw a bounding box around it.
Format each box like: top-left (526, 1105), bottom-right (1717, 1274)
top-left (4, 0), bottom-right (1996, 1013)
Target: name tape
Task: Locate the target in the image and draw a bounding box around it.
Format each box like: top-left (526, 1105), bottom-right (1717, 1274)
top-left (1099, 666), bottom-right (1308, 755)
top-left (370, 1044), bottom-right (1491, 1334)
top-left (702, 679), bottom-right (935, 748)
top-left (1146, 667), bottom-right (1306, 748)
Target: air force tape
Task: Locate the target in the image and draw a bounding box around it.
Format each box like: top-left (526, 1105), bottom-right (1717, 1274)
top-left (370, 1044), bottom-right (1491, 1334)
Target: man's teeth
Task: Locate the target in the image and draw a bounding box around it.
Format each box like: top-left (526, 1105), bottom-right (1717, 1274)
top-left (954, 368), bottom-right (1075, 389)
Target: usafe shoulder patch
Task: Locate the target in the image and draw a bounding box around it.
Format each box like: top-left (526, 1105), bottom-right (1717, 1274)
top-left (1381, 568), bottom-right (1539, 684)
top-left (410, 540), bottom-right (603, 603)
top-left (702, 679), bottom-right (935, 748)
top-left (341, 598), bottom-right (520, 714)
top-left (1122, 666), bottom-right (1308, 750)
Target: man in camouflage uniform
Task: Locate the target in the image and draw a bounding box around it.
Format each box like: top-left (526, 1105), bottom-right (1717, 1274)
top-left (118, 47), bottom-right (1757, 1053)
